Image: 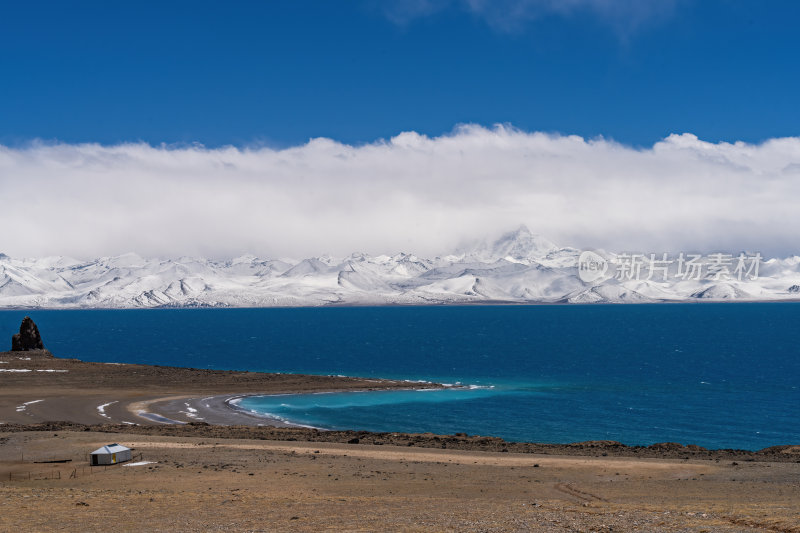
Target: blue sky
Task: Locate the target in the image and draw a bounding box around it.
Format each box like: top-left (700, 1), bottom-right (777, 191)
top-left (2, 1), bottom-right (800, 259)
top-left (2, 0), bottom-right (798, 147)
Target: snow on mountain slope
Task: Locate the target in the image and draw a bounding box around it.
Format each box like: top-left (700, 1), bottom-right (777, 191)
top-left (281, 258), bottom-right (332, 277)
top-left (690, 283), bottom-right (752, 299)
top-left (1, 226), bottom-right (798, 308)
top-left (567, 283), bottom-right (652, 304)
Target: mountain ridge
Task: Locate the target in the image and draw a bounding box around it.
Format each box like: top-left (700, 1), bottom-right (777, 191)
top-left (1, 226), bottom-right (798, 309)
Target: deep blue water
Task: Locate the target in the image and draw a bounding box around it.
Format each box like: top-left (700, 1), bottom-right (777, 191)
top-left (2, 304), bottom-right (798, 450)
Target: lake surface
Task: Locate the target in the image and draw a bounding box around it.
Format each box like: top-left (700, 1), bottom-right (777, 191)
top-left (2, 304), bottom-right (798, 450)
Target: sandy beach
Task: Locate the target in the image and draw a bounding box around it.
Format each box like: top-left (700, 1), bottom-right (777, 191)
top-left (2, 349), bottom-right (799, 532)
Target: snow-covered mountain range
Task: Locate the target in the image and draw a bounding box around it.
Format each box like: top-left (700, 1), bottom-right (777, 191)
top-left (2, 226), bottom-right (799, 309)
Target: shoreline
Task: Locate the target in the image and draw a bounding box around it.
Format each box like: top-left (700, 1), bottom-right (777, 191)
top-left (143, 388), bottom-right (461, 429)
top-left (0, 349), bottom-right (443, 428)
top-left (146, 393), bottom-right (319, 428)
top-left (1, 350), bottom-right (798, 455)
top-left (148, 385), bottom-right (492, 432)
top-left (108, 384), bottom-right (800, 455)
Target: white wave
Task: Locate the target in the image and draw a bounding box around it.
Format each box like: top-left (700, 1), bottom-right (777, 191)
top-left (242, 409), bottom-right (320, 430)
top-left (226, 396), bottom-right (322, 429)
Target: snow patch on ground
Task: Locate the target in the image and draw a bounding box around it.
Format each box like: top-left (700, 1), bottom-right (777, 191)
top-left (97, 401), bottom-right (118, 419)
top-left (136, 410), bottom-right (186, 425)
top-left (179, 402), bottom-right (203, 420)
top-left (0, 368), bottom-right (68, 372)
top-left (123, 461), bottom-right (157, 467)
top-left (16, 399), bottom-right (44, 412)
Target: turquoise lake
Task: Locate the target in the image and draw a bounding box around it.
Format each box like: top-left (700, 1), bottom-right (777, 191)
top-left (2, 304), bottom-right (798, 450)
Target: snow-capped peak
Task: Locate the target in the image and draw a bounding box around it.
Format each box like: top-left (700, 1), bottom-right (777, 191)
top-left (462, 225), bottom-right (559, 263)
top-left (491, 225), bottom-right (559, 260)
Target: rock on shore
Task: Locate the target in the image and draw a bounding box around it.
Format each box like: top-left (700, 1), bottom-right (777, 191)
top-left (10, 316), bottom-right (46, 352)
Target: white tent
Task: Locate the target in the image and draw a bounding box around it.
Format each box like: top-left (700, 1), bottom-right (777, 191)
top-left (90, 443), bottom-right (132, 465)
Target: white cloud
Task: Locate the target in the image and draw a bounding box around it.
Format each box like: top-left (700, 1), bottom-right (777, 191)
top-left (381, 0), bottom-right (679, 34)
top-left (1, 125), bottom-right (799, 260)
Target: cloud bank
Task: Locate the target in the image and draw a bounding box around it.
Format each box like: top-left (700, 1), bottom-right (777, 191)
top-left (1, 125), bottom-right (799, 260)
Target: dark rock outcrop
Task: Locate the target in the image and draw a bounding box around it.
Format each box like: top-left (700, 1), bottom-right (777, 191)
top-left (11, 316), bottom-right (45, 351)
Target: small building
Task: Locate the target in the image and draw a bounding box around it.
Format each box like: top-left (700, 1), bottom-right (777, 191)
top-left (89, 443), bottom-right (132, 466)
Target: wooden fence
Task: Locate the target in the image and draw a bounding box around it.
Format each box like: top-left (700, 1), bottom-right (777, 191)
top-left (7, 452), bottom-right (145, 481)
